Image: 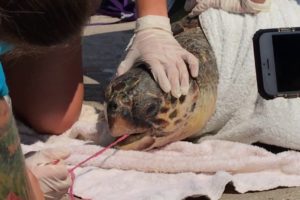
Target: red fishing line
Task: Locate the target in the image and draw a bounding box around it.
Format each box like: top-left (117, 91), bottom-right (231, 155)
top-left (68, 134), bottom-right (129, 200)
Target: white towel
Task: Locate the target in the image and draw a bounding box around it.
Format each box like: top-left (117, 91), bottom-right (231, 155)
top-left (21, 105), bottom-right (300, 200)
top-left (66, 140), bottom-right (300, 200)
top-left (197, 0), bottom-right (300, 150)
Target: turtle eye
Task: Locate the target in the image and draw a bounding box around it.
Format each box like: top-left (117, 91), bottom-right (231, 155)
top-left (133, 98), bottom-right (161, 119)
top-left (107, 101), bottom-right (118, 113)
top-left (145, 102), bottom-right (159, 117)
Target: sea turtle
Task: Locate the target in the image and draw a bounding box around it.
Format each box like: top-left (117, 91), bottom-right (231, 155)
top-left (105, 16), bottom-right (219, 150)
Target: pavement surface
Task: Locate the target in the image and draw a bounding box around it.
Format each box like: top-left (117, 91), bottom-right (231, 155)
top-left (81, 15), bottom-right (300, 200)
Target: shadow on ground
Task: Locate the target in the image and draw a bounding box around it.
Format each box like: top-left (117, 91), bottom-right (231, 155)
top-left (82, 30), bottom-right (133, 103)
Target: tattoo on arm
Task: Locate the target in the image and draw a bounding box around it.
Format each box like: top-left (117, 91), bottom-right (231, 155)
top-left (0, 98), bottom-right (35, 200)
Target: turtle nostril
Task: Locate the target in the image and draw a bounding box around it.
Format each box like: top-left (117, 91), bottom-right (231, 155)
top-left (107, 101), bottom-right (118, 113)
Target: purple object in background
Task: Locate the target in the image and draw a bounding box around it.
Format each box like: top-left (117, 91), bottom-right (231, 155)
top-left (92, 0), bottom-right (136, 25)
top-left (91, 0), bottom-right (176, 26)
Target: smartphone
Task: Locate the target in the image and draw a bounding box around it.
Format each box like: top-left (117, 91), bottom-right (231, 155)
top-left (253, 27), bottom-right (300, 100)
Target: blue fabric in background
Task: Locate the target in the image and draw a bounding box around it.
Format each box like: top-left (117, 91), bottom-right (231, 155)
top-left (167, 0), bottom-right (176, 11)
top-left (0, 42), bottom-right (13, 97)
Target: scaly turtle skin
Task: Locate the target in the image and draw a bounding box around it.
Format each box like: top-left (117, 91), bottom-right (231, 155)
top-left (105, 16), bottom-right (219, 150)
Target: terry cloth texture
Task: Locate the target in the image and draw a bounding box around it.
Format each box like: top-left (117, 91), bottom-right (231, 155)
top-left (20, 104), bottom-right (300, 200)
top-left (197, 0), bottom-right (300, 150)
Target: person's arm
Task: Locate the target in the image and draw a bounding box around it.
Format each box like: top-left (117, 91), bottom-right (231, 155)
top-left (26, 148), bottom-right (71, 200)
top-left (136, 0), bottom-right (168, 17)
top-left (0, 97), bottom-right (70, 200)
top-left (0, 98), bottom-right (44, 200)
top-left (117, 0), bottom-right (199, 98)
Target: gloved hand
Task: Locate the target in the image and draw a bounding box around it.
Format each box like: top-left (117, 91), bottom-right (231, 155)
top-left (25, 148), bottom-right (71, 200)
top-left (117, 15), bottom-right (199, 98)
top-left (186, 0), bottom-right (271, 17)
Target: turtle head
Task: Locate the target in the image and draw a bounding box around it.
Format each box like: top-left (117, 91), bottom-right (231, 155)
top-left (105, 65), bottom-right (206, 151)
top-left (104, 21), bottom-right (219, 151)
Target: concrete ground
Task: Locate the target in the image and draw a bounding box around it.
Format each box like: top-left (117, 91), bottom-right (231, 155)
top-left (82, 15), bottom-right (300, 200)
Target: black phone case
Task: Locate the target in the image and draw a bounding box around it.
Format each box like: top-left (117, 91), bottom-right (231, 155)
top-left (252, 27), bottom-right (300, 100)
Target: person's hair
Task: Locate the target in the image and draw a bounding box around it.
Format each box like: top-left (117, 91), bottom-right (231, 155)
top-left (0, 0), bottom-right (91, 46)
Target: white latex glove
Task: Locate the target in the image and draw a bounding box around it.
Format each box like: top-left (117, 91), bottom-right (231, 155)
top-left (117, 15), bottom-right (199, 98)
top-left (186, 0), bottom-right (271, 16)
top-left (26, 148), bottom-right (71, 200)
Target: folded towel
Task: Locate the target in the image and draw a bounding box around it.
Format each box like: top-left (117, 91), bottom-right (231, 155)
top-left (67, 140), bottom-right (300, 200)
top-left (65, 140), bottom-right (300, 174)
top-left (21, 105), bottom-right (300, 200)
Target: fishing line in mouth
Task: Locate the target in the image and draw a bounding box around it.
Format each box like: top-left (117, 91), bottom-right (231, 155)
top-left (68, 134), bottom-right (129, 200)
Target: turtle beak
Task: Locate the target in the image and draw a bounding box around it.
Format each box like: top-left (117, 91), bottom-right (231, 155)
top-left (106, 101), bottom-right (135, 137)
top-left (116, 135), bottom-right (155, 151)
top-left (109, 116), bottom-right (141, 137)
top-left (108, 113), bottom-right (150, 137)
top-left (108, 115), bottom-right (156, 151)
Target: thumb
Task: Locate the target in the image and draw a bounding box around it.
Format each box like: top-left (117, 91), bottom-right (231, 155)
top-left (26, 148), bottom-right (71, 166)
top-left (40, 148), bottom-right (71, 161)
top-left (117, 49), bottom-right (139, 76)
top-left (31, 164), bottom-right (69, 181)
